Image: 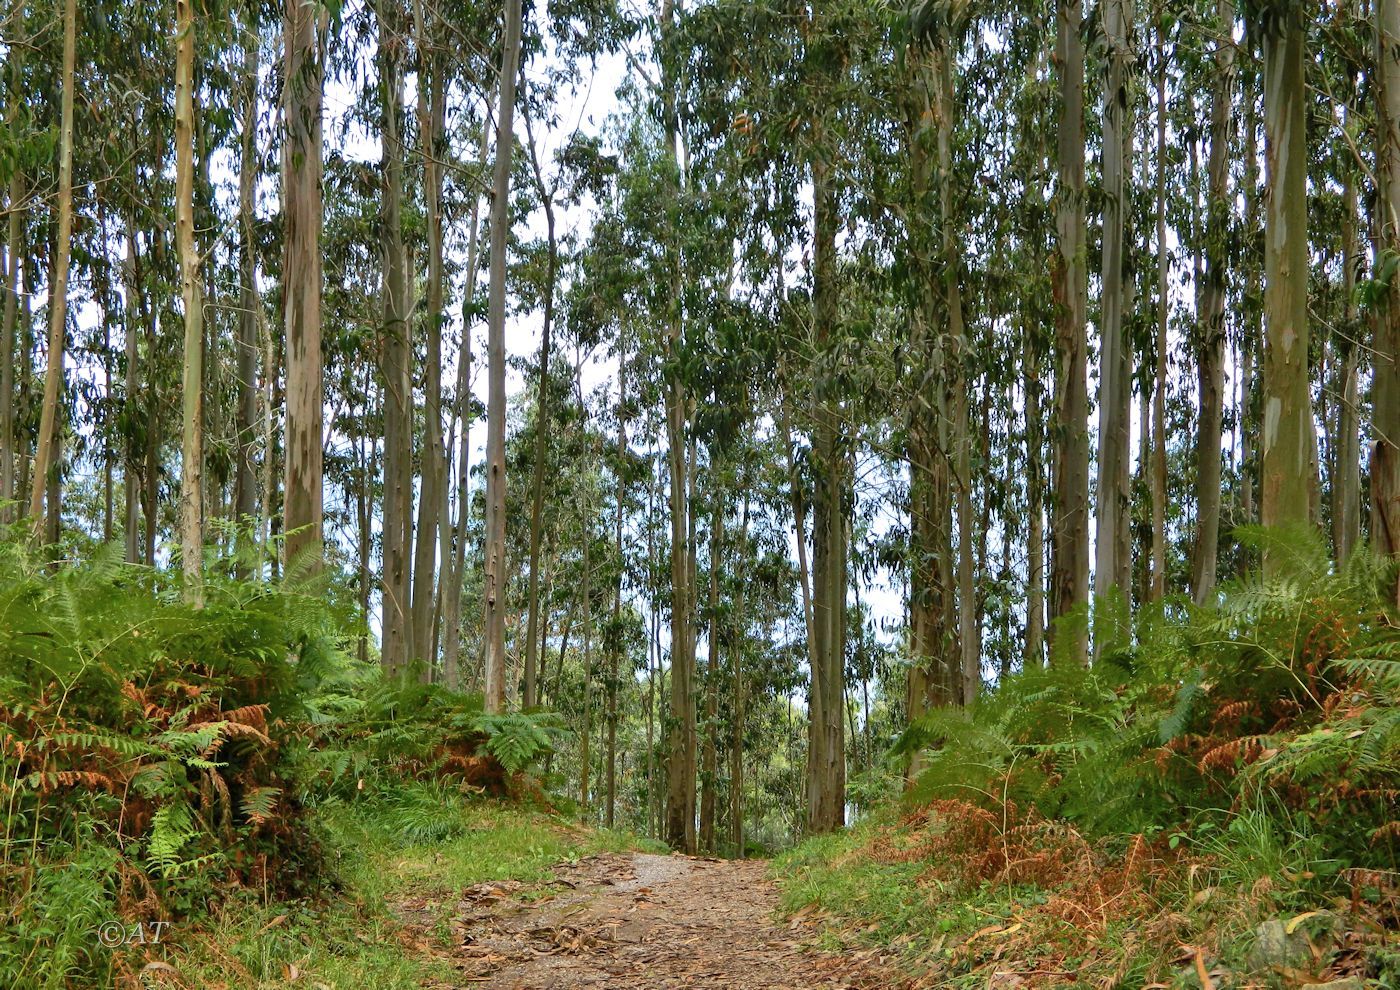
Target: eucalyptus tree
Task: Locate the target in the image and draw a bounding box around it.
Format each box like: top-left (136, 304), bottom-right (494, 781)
top-left (1094, 0), bottom-right (1134, 624)
top-left (484, 0), bottom-right (524, 712)
top-left (1049, 0), bottom-right (1089, 659)
top-left (1188, 0), bottom-right (1236, 605)
top-left (378, 0), bottom-right (413, 675)
top-left (903, 1), bottom-right (967, 726)
top-left (1253, 3), bottom-right (1317, 553)
top-left (176, 0), bottom-right (204, 598)
top-left (28, 0), bottom-right (77, 539)
top-left (282, 0), bottom-right (325, 570)
top-left (233, 0), bottom-right (261, 554)
top-left (1375, 0), bottom-right (1400, 590)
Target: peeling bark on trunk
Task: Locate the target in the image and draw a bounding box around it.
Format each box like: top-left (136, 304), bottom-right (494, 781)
top-left (484, 0), bottom-right (523, 712)
top-left (1049, 0), bottom-right (1090, 661)
top-left (1191, 0), bottom-right (1235, 605)
top-left (1258, 9), bottom-right (1318, 557)
top-left (411, 0), bottom-right (447, 676)
top-left (807, 155), bottom-right (846, 835)
top-left (281, 0), bottom-right (324, 572)
top-left (1094, 0), bottom-right (1135, 630)
top-left (379, 3), bottom-right (414, 676)
top-left (234, 11), bottom-right (260, 558)
top-left (1373, 0), bottom-right (1400, 597)
top-left (176, 0), bottom-right (205, 601)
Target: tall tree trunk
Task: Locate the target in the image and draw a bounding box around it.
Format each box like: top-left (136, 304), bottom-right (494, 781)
top-left (927, 27), bottom-right (977, 703)
top-left (441, 114), bottom-right (490, 688)
top-left (1335, 166), bottom-right (1362, 563)
top-left (1094, 0), bottom-right (1135, 630)
top-left (1049, 0), bottom-right (1090, 660)
top-left (904, 35), bottom-right (959, 777)
top-left (176, 0), bottom-right (205, 600)
top-left (522, 106), bottom-right (559, 709)
top-left (359, 372), bottom-right (378, 663)
top-left (122, 219), bottom-right (142, 562)
top-left (261, 292), bottom-right (282, 575)
top-left (579, 498), bottom-right (593, 810)
top-left (411, 0), bottom-right (447, 675)
top-left (1257, 7), bottom-right (1317, 556)
top-left (234, 9), bottom-right (260, 557)
top-left (807, 154), bottom-right (846, 835)
top-left (379, 2), bottom-right (414, 675)
top-left (1, 3), bottom-right (22, 521)
top-left (606, 387), bottom-right (626, 829)
top-left (1191, 0), bottom-right (1236, 604)
top-left (1024, 330), bottom-right (1046, 663)
top-left (28, 0), bottom-right (76, 539)
top-left (483, 0), bottom-right (523, 712)
top-left (660, 0), bottom-right (696, 853)
top-left (1373, 0), bottom-right (1400, 592)
top-left (728, 492), bottom-right (749, 854)
top-left (700, 495), bottom-right (722, 851)
top-left (282, 0), bottom-right (324, 571)
top-left (1242, 59), bottom-right (1261, 524)
top-left (1150, 21), bottom-right (1169, 601)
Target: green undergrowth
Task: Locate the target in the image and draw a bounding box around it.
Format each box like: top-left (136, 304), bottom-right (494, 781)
top-left (0, 538), bottom-right (609, 989)
top-left (778, 529), bottom-right (1400, 989)
top-left (161, 788), bottom-right (651, 989)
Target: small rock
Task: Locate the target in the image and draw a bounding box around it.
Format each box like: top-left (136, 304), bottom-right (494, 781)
top-left (1247, 919), bottom-right (1311, 973)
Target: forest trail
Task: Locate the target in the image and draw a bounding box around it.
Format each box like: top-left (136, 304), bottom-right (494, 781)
top-left (392, 851), bottom-right (895, 989)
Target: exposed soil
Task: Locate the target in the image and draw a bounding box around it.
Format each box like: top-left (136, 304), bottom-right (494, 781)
top-left (394, 852), bottom-right (896, 989)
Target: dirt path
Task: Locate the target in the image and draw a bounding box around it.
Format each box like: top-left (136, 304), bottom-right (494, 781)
top-left (396, 852), bottom-right (894, 989)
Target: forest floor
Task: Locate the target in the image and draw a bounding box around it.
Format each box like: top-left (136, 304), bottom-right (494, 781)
top-left (389, 850), bottom-right (897, 989)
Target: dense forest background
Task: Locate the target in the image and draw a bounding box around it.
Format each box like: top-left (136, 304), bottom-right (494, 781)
top-left (2, 0), bottom-right (1398, 860)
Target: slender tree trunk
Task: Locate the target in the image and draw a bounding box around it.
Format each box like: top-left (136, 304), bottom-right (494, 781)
top-left (1150, 23), bottom-right (1169, 601)
top-left (1049, 0), bottom-right (1090, 660)
top-left (234, 10), bottom-right (260, 556)
top-left (1373, 0), bottom-right (1400, 591)
top-left (1335, 166), bottom-right (1362, 563)
top-left (1191, 0), bottom-right (1235, 605)
top-left (579, 499), bottom-right (593, 810)
top-left (28, 0), bottom-right (76, 539)
top-left (1, 171), bottom-right (21, 518)
top-left (176, 0), bottom-right (205, 600)
top-left (807, 153), bottom-right (846, 834)
top-left (1024, 333), bottom-right (1046, 663)
top-left (522, 107), bottom-right (559, 709)
top-left (411, 0), bottom-right (447, 674)
top-left (261, 289), bottom-right (282, 575)
top-left (281, 0), bottom-right (324, 571)
top-left (728, 492), bottom-right (749, 854)
top-left (483, 0), bottom-right (523, 712)
top-left (122, 219), bottom-right (142, 562)
top-left (659, 0), bottom-right (696, 853)
top-left (0, 7), bottom-right (20, 518)
top-left (359, 372), bottom-right (378, 663)
top-left (1257, 8), bottom-right (1317, 555)
top-left (903, 38), bottom-right (959, 776)
top-left (606, 374), bottom-right (627, 828)
top-left (1094, 0), bottom-right (1135, 629)
top-left (925, 30), bottom-right (977, 703)
top-left (1242, 60), bottom-right (1261, 525)
top-left (379, 3), bottom-right (414, 675)
top-left (442, 115), bottom-right (490, 687)
top-left (700, 495), bottom-right (722, 851)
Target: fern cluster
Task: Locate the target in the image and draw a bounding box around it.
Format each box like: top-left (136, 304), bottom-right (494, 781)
top-left (0, 541), bottom-right (351, 987)
top-left (899, 526), bottom-right (1400, 878)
